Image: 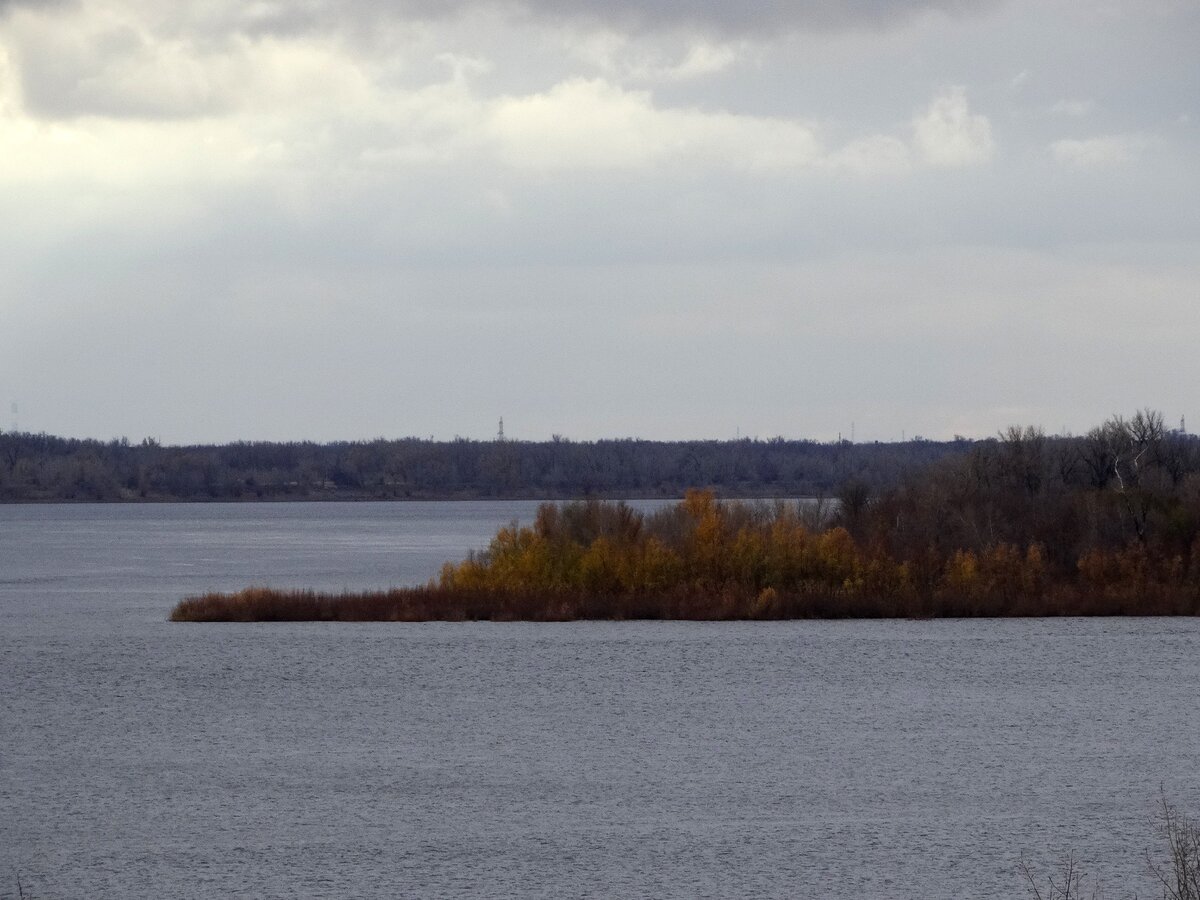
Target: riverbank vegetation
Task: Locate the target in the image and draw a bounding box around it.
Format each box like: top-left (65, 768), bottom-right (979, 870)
top-left (172, 410), bottom-right (1200, 621)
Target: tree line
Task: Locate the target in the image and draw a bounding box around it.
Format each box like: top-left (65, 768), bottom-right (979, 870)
top-left (0, 430), bottom-right (961, 502)
top-left (4, 412), bottom-right (1195, 512)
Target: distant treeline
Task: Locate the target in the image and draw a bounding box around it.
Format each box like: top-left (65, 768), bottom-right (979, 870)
top-left (175, 409), bottom-right (1200, 621)
top-left (0, 431), bottom-right (964, 502)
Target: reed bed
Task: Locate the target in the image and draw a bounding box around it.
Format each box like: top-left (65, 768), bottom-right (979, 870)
top-left (172, 583), bottom-right (1199, 622)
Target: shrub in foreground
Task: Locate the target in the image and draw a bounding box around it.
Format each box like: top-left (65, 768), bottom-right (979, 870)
top-left (1021, 794), bottom-right (1200, 900)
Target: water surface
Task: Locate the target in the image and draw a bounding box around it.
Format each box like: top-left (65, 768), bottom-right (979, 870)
top-left (2, 502), bottom-right (1198, 898)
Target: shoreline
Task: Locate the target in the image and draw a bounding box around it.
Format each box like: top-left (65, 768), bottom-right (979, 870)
top-left (170, 584), bottom-right (1200, 623)
top-left (0, 491), bottom-right (822, 506)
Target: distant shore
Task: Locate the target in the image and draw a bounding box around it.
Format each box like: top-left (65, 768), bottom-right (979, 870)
top-left (0, 431), bottom-right (963, 503)
top-left (0, 489), bottom-right (812, 505)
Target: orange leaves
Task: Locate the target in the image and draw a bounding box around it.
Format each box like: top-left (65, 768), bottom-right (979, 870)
top-left (437, 494), bottom-right (874, 597)
top-left (1077, 548), bottom-right (1111, 586)
top-left (1022, 543), bottom-right (1048, 595)
top-left (937, 542), bottom-right (1050, 608)
top-left (681, 488), bottom-right (718, 520)
top-left (815, 527), bottom-right (858, 584)
top-left (943, 549), bottom-right (980, 595)
top-left (427, 495), bottom-right (1200, 617)
top-left (628, 537), bottom-right (685, 591)
top-left (577, 536), bottom-right (622, 592)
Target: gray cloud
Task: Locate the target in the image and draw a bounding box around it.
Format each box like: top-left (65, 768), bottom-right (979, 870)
top-left (0, 0), bottom-right (74, 10)
top-left (167, 0), bottom-right (1007, 39)
top-left (3, 0), bottom-right (1006, 123)
top-left (2, 0), bottom-right (1197, 443)
top-left (506, 0), bottom-right (1005, 35)
top-left (6, 19), bottom-right (233, 119)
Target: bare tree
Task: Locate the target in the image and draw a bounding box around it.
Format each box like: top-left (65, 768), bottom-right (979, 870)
top-left (1148, 793), bottom-right (1200, 900)
top-left (1019, 853), bottom-right (1102, 900)
top-left (1020, 794), bottom-right (1200, 900)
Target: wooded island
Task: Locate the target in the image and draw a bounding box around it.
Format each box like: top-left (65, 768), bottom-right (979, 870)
top-left (173, 410), bottom-right (1200, 621)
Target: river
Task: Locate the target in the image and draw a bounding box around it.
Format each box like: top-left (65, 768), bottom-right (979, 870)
top-left (2, 501), bottom-right (1198, 898)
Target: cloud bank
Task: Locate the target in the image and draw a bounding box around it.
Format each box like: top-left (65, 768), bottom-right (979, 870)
top-left (75, 0), bottom-right (1005, 40)
top-left (0, 0), bottom-right (1197, 443)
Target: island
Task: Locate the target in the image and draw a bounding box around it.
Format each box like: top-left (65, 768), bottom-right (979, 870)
top-left (172, 411), bottom-right (1200, 621)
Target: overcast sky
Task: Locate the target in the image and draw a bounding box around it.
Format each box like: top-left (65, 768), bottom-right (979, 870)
top-left (1, 0), bottom-right (1196, 443)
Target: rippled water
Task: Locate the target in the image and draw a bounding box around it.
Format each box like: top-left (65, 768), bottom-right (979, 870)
top-left (2, 502), bottom-right (1199, 899)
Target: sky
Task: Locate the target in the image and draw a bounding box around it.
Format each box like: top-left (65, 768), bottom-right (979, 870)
top-left (1, 0), bottom-right (1197, 444)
